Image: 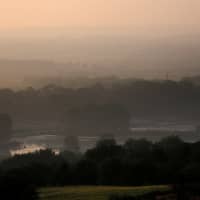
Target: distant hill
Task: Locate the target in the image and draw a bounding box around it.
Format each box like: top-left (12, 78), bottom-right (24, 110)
top-left (183, 75), bottom-right (200, 85)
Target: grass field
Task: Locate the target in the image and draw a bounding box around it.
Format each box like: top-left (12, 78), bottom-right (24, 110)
top-left (39, 185), bottom-right (170, 200)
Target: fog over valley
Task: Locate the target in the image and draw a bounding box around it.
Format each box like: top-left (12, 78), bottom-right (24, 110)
top-left (0, 31), bottom-right (200, 88)
top-left (2, 2), bottom-right (200, 199)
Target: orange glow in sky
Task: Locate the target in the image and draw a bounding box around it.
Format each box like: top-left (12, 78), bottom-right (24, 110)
top-left (0, 0), bottom-right (199, 32)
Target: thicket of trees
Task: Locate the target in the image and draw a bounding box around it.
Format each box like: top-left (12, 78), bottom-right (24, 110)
top-left (1, 79), bottom-right (200, 122)
top-left (1, 136), bottom-right (200, 199)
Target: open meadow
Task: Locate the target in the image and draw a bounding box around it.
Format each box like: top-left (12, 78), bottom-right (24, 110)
top-left (39, 185), bottom-right (170, 200)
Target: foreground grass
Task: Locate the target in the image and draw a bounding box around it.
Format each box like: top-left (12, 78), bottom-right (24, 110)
top-left (39, 185), bottom-right (170, 200)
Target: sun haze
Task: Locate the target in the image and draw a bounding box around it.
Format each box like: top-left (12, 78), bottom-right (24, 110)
top-left (0, 0), bottom-right (199, 33)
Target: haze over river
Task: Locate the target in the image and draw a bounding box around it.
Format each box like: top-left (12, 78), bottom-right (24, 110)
top-left (9, 120), bottom-right (200, 155)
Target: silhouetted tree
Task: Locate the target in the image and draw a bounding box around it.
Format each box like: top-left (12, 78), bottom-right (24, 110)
top-left (0, 169), bottom-right (38, 200)
top-left (74, 159), bottom-right (98, 185)
top-left (86, 139), bottom-right (123, 162)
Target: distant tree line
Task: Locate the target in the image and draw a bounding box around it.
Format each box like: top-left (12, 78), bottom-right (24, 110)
top-left (1, 79), bottom-right (200, 122)
top-left (1, 136), bottom-right (200, 199)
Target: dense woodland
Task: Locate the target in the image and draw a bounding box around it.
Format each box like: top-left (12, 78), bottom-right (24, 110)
top-left (1, 79), bottom-right (200, 199)
top-left (1, 136), bottom-right (200, 199)
top-left (0, 79), bottom-right (200, 122)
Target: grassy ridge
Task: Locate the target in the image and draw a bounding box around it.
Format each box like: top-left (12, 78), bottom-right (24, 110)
top-left (39, 185), bottom-right (170, 200)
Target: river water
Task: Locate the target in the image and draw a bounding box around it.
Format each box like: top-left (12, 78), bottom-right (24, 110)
top-left (8, 120), bottom-right (200, 156)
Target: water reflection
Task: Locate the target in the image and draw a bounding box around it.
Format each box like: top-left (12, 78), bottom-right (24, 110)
top-left (10, 135), bottom-right (99, 156)
top-left (10, 144), bottom-right (46, 156)
top-left (7, 123), bottom-right (200, 157)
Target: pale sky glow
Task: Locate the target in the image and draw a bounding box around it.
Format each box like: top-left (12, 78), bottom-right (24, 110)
top-left (0, 0), bottom-right (200, 88)
top-left (0, 0), bottom-right (199, 32)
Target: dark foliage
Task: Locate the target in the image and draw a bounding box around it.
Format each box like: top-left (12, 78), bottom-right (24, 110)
top-left (0, 169), bottom-right (38, 200)
top-left (1, 80), bottom-right (200, 122)
top-left (0, 113), bottom-right (12, 142)
top-left (1, 136), bottom-right (200, 199)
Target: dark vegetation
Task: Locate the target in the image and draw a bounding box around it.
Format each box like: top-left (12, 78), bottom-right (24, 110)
top-left (0, 114), bottom-right (12, 142)
top-left (1, 79), bottom-right (200, 199)
top-left (1, 136), bottom-right (200, 199)
top-left (1, 79), bottom-right (200, 123)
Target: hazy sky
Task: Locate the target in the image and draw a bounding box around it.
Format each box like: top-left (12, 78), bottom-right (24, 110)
top-left (1, 0), bottom-right (200, 34)
top-left (0, 0), bottom-right (200, 88)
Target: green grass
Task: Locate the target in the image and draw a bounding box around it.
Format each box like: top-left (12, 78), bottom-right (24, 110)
top-left (39, 185), bottom-right (170, 200)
